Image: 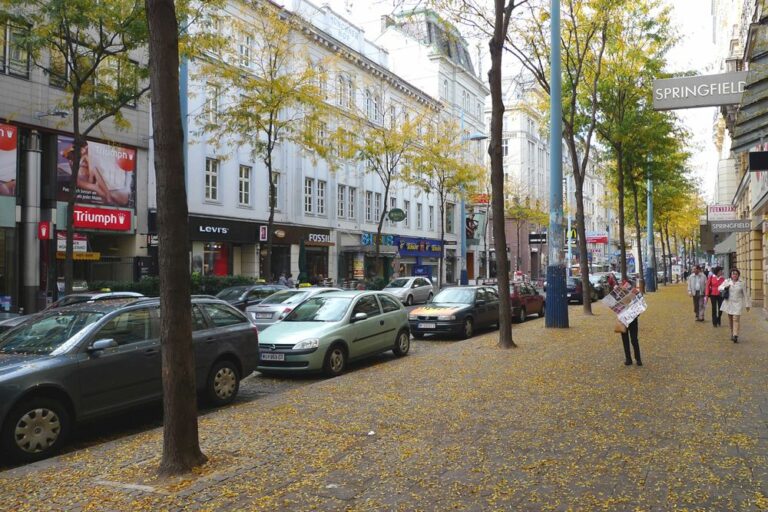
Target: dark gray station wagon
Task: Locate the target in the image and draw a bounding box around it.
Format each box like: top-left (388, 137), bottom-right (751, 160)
top-left (0, 297), bottom-right (258, 462)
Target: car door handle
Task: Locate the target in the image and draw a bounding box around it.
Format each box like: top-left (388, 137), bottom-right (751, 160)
top-left (379, 320), bottom-right (384, 326)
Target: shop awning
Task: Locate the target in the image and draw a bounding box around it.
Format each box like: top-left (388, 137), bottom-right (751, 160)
top-left (342, 245), bottom-right (399, 255)
top-left (732, 11), bottom-right (768, 153)
top-left (714, 232), bottom-right (737, 254)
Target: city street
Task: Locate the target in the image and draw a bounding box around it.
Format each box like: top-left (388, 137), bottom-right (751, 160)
top-left (2, 284), bottom-right (766, 510)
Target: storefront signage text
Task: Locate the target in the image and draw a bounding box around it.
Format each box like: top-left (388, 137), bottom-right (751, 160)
top-left (586, 232), bottom-right (608, 244)
top-left (73, 205), bottom-right (132, 231)
top-left (397, 237), bottom-right (443, 258)
top-left (361, 232), bottom-right (395, 246)
top-left (199, 225), bottom-right (230, 235)
top-left (707, 204), bottom-right (737, 222)
top-left (710, 220), bottom-right (751, 233)
top-left (653, 72), bottom-right (747, 110)
top-left (308, 233), bottom-right (331, 243)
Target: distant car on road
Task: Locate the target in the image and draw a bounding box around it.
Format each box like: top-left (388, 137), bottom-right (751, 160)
top-left (257, 290), bottom-right (410, 377)
top-left (215, 284), bottom-right (288, 311)
top-left (509, 282), bottom-right (545, 322)
top-left (246, 287), bottom-right (341, 331)
top-left (408, 285), bottom-right (499, 339)
top-left (566, 277), bottom-right (598, 304)
top-left (0, 297), bottom-right (258, 463)
top-left (383, 276), bottom-right (434, 305)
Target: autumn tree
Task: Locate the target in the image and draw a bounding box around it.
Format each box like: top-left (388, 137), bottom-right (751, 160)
top-left (200, 1), bottom-right (332, 282)
top-left (1, 0), bottom-right (150, 295)
top-left (403, 118), bottom-right (482, 288)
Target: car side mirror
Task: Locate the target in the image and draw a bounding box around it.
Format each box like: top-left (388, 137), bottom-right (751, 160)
top-left (88, 338), bottom-right (117, 353)
top-left (352, 312), bottom-right (368, 322)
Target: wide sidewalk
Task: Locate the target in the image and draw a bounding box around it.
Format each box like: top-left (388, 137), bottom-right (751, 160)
top-left (2, 284), bottom-right (768, 511)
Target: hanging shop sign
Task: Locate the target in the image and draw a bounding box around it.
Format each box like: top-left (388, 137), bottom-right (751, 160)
top-left (0, 123), bottom-right (17, 197)
top-left (528, 233), bottom-right (547, 244)
top-left (38, 221), bottom-right (51, 240)
top-left (388, 208), bottom-right (406, 222)
top-left (56, 136), bottom-right (136, 208)
top-left (709, 220), bottom-right (751, 233)
top-left (361, 232), bottom-right (395, 246)
top-left (652, 72), bottom-right (747, 110)
top-left (396, 237), bottom-right (443, 258)
top-left (586, 232), bottom-right (608, 244)
top-left (73, 205), bottom-right (132, 231)
top-left (707, 204), bottom-right (737, 222)
top-left (57, 231), bottom-right (88, 252)
top-left (190, 216), bottom-right (257, 242)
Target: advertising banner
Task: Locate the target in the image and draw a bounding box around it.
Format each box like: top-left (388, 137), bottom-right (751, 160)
top-left (0, 123), bottom-right (18, 196)
top-left (57, 136), bottom-right (136, 208)
top-left (586, 232), bottom-right (608, 244)
top-left (707, 204), bottom-right (737, 222)
top-left (73, 205), bottom-right (132, 231)
top-left (361, 232), bottom-right (395, 246)
top-left (57, 231), bottom-right (88, 252)
top-left (397, 237), bottom-right (443, 258)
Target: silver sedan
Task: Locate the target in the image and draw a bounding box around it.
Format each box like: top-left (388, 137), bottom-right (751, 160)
top-left (245, 287), bottom-right (341, 331)
top-left (383, 277), bottom-right (434, 305)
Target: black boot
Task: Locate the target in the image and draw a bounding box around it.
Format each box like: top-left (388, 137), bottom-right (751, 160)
top-left (733, 335), bottom-right (738, 343)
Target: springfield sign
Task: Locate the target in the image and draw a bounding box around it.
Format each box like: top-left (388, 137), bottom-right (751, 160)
top-left (653, 72), bottom-right (747, 110)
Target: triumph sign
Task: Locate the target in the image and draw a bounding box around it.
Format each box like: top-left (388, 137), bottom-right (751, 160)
top-left (653, 72), bottom-right (747, 110)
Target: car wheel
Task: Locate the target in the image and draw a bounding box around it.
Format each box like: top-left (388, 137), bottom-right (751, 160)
top-left (462, 317), bottom-right (474, 339)
top-left (538, 303), bottom-right (545, 317)
top-left (206, 360), bottom-right (240, 406)
top-left (426, 292), bottom-right (433, 303)
top-left (405, 295), bottom-right (414, 306)
top-left (323, 344), bottom-right (347, 377)
top-left (412, 332), bottom-right (425, 340)
top-left (518, 307), bottom-right (527, 323)
top-left (1, 398), bottom-right (70, 463)
top-left (393, 330), bottom-right (410, 357)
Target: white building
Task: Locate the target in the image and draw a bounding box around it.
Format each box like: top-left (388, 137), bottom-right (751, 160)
top-left (148, 0), bottom-right (450, 284)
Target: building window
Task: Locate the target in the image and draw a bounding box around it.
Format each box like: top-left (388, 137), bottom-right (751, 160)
top-left (429, 205), bottom-right (434, 231)
top-left (403, 200), bottom-right (410, 228)
top-left (416, 203), bottom-right (423, 229)
top-left (338, 184), bottom-right (346, 218)
top-left (317, 180), bottom-right (326, 215)
top-left (442, 78), bottom-right (449, 100)
top-left (446, 203), bottom-right (455, 233)
top-left (349, 187), bottom-right (357, 219)
top-left (365, 191), bottom-right (373, 222)
top-left (502, 138), bottom-right (509, 157)
top-left (304, 178), bottom-right (314, 214)
top-left (239, 34), bottom-right (252, 68)
top-left (317, 65), bottom-right (328, 99)
top-left (316, 121), bottom-right (327, 147)
top-left (1, 22), bottom-right (30, 78)
top-left (238, 165), bottom-right (251, 206)
top-left (205, 84), bottom-right (219, 124)
top-left (337, 73), bottom-right (354, 109)
top-left (205, 158), bottom-right (219, 201)
top-left (374, 192), bottom-right (382, 223)
top-left (270, 172), bottom-right (280, 210)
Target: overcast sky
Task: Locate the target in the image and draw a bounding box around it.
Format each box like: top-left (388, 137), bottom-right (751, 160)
top-left (322, 0), bottom-right (719, 199)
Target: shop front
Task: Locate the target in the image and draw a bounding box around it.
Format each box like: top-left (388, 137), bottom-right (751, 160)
top-left (258, 223), bottom-right (333, 283)
top-left (189, 216), bottom-right (259, 277)
top-left (396, 236), bottom-right (443, 282)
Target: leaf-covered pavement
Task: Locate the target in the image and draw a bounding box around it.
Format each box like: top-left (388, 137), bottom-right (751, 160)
top-left (1, 284), bottom-right (767, 511)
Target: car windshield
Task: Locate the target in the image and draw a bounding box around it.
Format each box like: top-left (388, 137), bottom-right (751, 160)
top-left (263, 290), bottom-right (309, 305)
top-left (216, 287), bottom-right (248, 301)
top-left (385, 279), bottom-right (410, 289)
top-left (432, 288), bottom-right (475, 304)
top-left (285, 297), bottom-right (352, 322)
top-left (0, 311), bottom-right (104, 355)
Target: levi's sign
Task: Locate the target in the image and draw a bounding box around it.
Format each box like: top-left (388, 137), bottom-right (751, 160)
top-left (653, 72), bottom-right (747, 110)
top-left (199, 225), bottom-right (229, 234)
top-left (73, 205), bottom-right (132, 231)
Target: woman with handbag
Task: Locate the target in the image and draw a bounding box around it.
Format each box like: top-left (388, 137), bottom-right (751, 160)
top-left (705, 267), bottom-right (725, 327)
top-left (718, 269), bottom-right (751, 343)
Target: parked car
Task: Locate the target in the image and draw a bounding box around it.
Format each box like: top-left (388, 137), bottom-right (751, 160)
top-left (408, 286), bottom-right (499, 339)
top-left (383, 277), bottom-right (434, 305)
top-left (257, 291), bottom-right (410, 377)
top-left (215, 284), bottom-right (288, 311)
top-left (246, 287), bottom-right (341, 331)
top-left (566, 277), bottom-right (598, 304)
top-left (0, 297), bottom-right (258, 462)
top-left (509, 282), bottom-right (545, 322)
top-left (588, 274), bottom-right (609, 299)
top-left (0, 291), bottom-right (145, 333)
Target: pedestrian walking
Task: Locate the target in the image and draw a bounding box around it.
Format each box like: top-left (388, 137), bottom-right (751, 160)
top-left (286, 273), bottom-right (295, 288)
top-left (705, 266), bottom-right (725, 327)
top-left (718, 269), bottom-right (751, 343)
top-left (617, 277), bottom-right (643, 367)
top-left (686, 265), bottom-right (707, 322)
top-left (277, 273), bottom-right (287, 286)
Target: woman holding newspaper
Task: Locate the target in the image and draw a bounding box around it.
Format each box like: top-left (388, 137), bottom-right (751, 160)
top-left (604, 277), bottom-right (644, 367)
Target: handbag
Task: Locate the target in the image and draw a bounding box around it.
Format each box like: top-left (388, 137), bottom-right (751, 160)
top-left (721, 286), bottom-right (730, 300)
top-left (614, 320), bottom-right (627, 333)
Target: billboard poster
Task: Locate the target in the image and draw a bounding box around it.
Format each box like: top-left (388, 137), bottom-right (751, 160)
top-left (0, 123), bottom-right (18, 196)
top-left (396, 237), bottom-right (443, 258)
top-left (56, 136), bottom-right (136, 208)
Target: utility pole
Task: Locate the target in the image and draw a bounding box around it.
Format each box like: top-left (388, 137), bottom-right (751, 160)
top-left (644, 157), bottom-right (656, 292)
top-left (545, 0), bottom-right (568, 328)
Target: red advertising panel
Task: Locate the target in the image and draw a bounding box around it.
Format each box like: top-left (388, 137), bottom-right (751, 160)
top-left (73, 205), bottom-right (132, 231)
top-left (57, 136), bottom-right (136, 208)
top-left (586, 233), bottom-right (608, 244)
top-left (38, 221), bottom-right (51, 240)
top-left (0, 123), bottom-right (18, 196)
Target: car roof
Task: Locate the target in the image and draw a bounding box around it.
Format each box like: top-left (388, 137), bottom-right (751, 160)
top-left (310, 290), bottom-right (386, 299)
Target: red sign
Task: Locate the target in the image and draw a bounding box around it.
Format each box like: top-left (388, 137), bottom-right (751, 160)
top-left (38, 221), bottom-right (51, 240)
top-left (471, 193), bottom-right (490, 205)
top-left (73, 205), bottom-right (132, 231)
top-left (586, 234), bottom-right (608, 244)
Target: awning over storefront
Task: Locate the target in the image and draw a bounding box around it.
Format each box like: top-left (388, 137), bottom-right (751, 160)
top-left (342, 245), bottom-right (398, 255)
top-left (732, 8), bottom-right (768, 153)
top-left (714, 232), bottom-right (737, 254)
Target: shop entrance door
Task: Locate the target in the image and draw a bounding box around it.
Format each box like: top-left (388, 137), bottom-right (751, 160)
top-left (467, 253), bottom-right (475, 281)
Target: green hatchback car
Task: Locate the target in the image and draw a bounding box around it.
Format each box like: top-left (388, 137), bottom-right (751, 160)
top-left (257, 291), bottom-right (410, 377)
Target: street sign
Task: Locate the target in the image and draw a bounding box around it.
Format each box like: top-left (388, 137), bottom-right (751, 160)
top-left (710, 220), bottom-right (751, 233)
top-left (444, 240), bottom-right (457, 246)
top-left (388, 208), bottom-right (406, 222)
top-left (528, 233), bottom-right (547, 244)
top-left (652, 72), bottom-right (747, 110)
top-left (749, 151), bottom-right (768, 172)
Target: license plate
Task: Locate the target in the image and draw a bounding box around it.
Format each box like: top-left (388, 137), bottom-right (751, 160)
top-left (255, 312), bottom-right (272, 319)
top-left (418, 322), bottom-right (436, 329)
top-left (261, 352), bottom-right (284, 361)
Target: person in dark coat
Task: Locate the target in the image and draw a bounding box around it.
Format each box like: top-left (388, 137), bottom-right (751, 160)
top-left (618, 278), bottom-right (642, 367)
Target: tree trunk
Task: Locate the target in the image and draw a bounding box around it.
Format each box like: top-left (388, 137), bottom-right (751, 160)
top-left (489, 0), bottom-right (514, 348)
top-left (650, 216), bottom-right (658, 285)
top-left (630, 179), bottom-right (644, 292)
top-left (439, 197), bottom-right (445, 290)
top-left (665, 220), bottom-right (673, 282)
top-left (64, 117), bottom-right (84, 296)
top-left (659, 220), bottom-right (667, 285)
top-left (616, 148), bottom-right (627, 280)
top-left (573, 176), bottom-right (592, 314)
top-left (146, 0), bottom-right (207, 476)
top-left (374, 179), bottom-right (391, 281)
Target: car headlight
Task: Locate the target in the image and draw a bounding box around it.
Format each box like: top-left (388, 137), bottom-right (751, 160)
top-left (408, 314), bottom-right (418, 320)
top-left (437, 315), bottom-right (455, 321)
top-left (293, 338), bottom-right (320, 350)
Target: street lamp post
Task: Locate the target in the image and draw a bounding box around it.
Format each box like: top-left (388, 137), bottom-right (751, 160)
top-left (545, 0), bottom-right (569, 328)
top-left (644, 158), bottom-right (656, 292)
